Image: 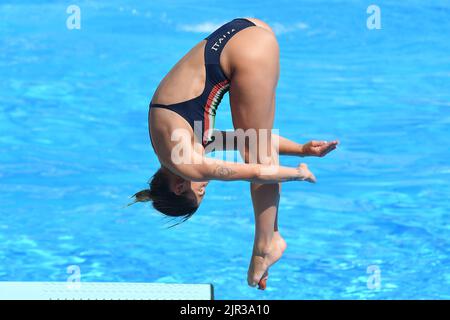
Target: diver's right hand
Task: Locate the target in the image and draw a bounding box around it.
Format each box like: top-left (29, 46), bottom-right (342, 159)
top-left (297, 163), bottom-right (316, 183)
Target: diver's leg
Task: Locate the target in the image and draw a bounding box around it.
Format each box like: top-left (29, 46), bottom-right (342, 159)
top-left (247, 98), bottom-right (287, 289)
top-left (228, 28), bottom-right (283, 287)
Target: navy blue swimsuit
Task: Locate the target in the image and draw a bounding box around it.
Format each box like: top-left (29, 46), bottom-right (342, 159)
top-left (149, 18), bottom-right (256, 149)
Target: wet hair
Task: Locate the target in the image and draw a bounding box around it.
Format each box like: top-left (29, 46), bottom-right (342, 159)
top-left (128, 168), bottom-right (198, 225)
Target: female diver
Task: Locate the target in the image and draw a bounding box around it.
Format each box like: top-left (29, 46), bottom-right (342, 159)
top-left (130, 17), bottom-right (338, 289)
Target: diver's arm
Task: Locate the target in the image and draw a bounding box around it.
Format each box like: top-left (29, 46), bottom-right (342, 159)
top-left (204, 130), bottom-right (301, 154)
top-left (172, 151), bottom-right (315, 184)
top-left (206, 130), bottom-right (338, 157)
top-left (202, 160), bottom-right (316, 184)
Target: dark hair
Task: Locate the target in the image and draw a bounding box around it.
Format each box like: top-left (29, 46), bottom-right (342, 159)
top-left (128, 168), bottom-right (198, 224)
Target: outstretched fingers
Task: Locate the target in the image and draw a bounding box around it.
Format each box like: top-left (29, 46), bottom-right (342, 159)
top-left (315, 140), bottom-right (339, 157)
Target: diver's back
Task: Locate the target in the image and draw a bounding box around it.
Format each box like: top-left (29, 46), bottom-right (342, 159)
top-left (150, 39), bottom-right (207, 106)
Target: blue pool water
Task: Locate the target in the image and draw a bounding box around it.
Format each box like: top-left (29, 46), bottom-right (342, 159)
top-left (1, 0), bottom-right (449, 299)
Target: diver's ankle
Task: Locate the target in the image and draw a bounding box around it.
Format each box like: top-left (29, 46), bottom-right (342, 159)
top-left (253, 242), bottom-right (274, 257)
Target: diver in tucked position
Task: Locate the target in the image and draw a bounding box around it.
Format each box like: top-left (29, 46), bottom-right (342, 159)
top-left (130, 17), bottom-right (338, 289)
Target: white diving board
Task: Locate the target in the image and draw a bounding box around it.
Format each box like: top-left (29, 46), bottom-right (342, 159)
top-left (0, 282), bottom-right (214, 300)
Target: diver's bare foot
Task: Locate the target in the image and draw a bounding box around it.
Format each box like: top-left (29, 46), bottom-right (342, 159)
top-left (248, 232), bottom-right (287, 288)
top-left (257, 233), bottom-right (287, 289)
top-left (247, 250), bottom-right (271, 288)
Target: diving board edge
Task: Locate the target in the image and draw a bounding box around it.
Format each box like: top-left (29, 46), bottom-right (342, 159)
top-left (0, 282), bottom-right (214, 300)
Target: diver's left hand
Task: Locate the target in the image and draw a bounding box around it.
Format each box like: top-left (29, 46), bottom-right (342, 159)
top-left (301, 140), bottom-right (339, 157)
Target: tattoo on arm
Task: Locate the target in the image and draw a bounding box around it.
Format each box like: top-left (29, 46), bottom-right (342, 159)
top-left (214, 165), bottom-right (236, 178)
